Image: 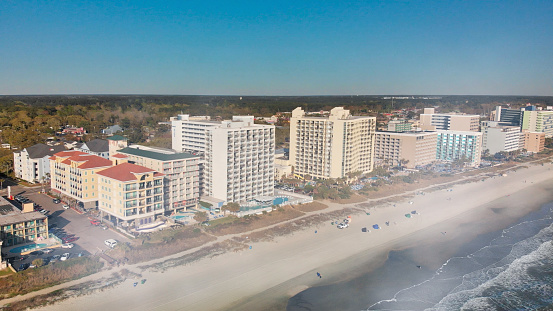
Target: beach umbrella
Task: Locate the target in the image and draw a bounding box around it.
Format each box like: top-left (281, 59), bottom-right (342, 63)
top-left (372, 224), bottom-right (380, 229)
top-left (411, 211), bottom-right (417, 214)
top-left (405, 214), bottom-right (411, 218)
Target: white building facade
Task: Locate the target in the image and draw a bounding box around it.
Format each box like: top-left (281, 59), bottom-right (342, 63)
top-left (13, 144), bottom-right (65, 184)
top-left (171, 115), bottom-right (275, 204)
top-left (481, 121), bottom-right (522, 154)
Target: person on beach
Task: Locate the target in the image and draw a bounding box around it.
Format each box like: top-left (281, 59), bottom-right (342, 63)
top-left (317, 272), bottom-right (322, 278)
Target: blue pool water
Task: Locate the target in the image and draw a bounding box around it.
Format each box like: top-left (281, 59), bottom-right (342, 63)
top-left (242, 197), bottom-right (289, 211)
top-left (9, 243), bottom-right (47, 254)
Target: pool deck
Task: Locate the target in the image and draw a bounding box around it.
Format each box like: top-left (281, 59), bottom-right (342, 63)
top-left (3, 238), bottom-right (61, 255)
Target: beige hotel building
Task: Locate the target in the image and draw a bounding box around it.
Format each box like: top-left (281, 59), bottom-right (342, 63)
top-left (374, 131), bottom-right (438, 169)
top-left (290, 107), bottom-right (376, 179)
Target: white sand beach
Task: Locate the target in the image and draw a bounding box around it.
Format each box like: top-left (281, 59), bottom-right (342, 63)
top-left (15, 162), bottom-right (553, 311)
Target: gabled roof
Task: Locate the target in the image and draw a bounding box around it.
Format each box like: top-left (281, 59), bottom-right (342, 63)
top-left (25, 143), bottom-right (65, 159)
top-left (51, 151), bottom-right (113, 169)
top-left (96, 162), bottom-right (163, 182)
top-left (83, 139), bottom-right (109, 153)
top-left (107, 135), bottom-right (126, 141)
top-left (117, 147), bottom-right (198, 161)
top-left (111, 153), bottom-right (128, 159)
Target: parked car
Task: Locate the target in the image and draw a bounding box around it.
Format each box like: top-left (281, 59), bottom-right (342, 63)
top-left (61, 243), bottom-right (74, 248)
top-left (63, 237), bottom-right (79, 243)
top-left (30, 250), bottom-right (44, 256)
top-left (53, 198), bottom-right (61, 204)
top-left (337, 223), bottom-right (349, 229)
top-left (50, 255), bottom-right (60, 263)
top-left (100, 225), bottom-right (108, 230)
top-left (90, 220), bottom-right (101, 226)
top-left (62, 204), bottom-right (70, 210)
top-left (60, 253), bottom-right (70, 261)
top-left (104, 239), bottom-right (117, 248)
top-left (42, 248), bottom-right (54, 254)
top-left (39, 209), bottom-right (48, 214)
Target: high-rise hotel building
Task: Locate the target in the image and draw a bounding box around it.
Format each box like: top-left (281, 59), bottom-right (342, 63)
top-left (171, 115), bottom-right (275, 204)
top-left (290, 107), bottom-right (376, 179)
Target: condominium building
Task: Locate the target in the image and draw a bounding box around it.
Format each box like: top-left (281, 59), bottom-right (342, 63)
top-left (13, 144), bottom-right (65, 183)
top-left (74, 139), bottom-right (109, 158)
top-left (204, 117), bottom-right (275, 203)
top-left (0, 197), bottom-right (48, 247)
top-left (436, 131), bottom-right (482, 167)
top-left (171, 115), bottom-right (275, 204)
top-left (96, 163), bottom-right (164, 227)
top-left (493, 106), bottom-right (524, 126)
top-left (481, 121), bottom-right (522, 154)
top-left (290, 107), bottom-right (376, 179)
top-left (523, 131), bottom-right (545, 153)
top-left (387, 120), bottom-right (412, 132)
top-left (522, 110), bottom-right (553, 138)
top-left (420, 108), bottom-right (480, 132)
top-left (170, 115), bottom-right (217, 154)
top-left (374, 131), bottom-right (437, 168)
top-left (49, 151), bottom-right (113, 210)
top-left (115, 145), bottom-right (200, 212)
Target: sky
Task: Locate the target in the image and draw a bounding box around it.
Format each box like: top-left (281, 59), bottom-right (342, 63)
top-left (1, 0), bottom-right (552, 96)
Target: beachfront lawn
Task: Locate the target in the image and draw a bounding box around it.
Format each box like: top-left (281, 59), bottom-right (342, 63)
top-left (205, 206), bottom-right (305, 236)
top-left (0, 267), bottom-right (15, 277)
top-left (108, 226), bottom-right (217, 264)
top-left (0, 257), bottom-right (104, 299)
top-left (209, 215), bottom-right (238, 226)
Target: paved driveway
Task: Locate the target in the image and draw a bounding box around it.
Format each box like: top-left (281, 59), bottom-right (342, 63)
top-left (5, 186), bottom-right (130, 257)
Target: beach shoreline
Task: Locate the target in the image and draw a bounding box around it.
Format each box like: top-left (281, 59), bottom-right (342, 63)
top-left (7, 161), bottom-right (553, 311)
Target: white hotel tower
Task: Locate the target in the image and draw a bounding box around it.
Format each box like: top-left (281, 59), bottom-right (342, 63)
top-left (171, 115), bottom-right (275, 203)
top-left (290, 107), bottom-right (376, 179)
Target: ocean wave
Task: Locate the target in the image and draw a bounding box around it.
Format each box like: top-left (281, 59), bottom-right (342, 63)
top-left (368, 206), bottom-right (553, 311)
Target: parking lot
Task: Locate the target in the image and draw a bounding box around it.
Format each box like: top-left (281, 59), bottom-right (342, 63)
top-left (4, 186), bottom-right (131, 271)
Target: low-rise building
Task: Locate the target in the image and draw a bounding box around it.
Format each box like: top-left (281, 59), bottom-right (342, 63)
top-left (96, 162), bottom-right (164, 227)
top-left (115, 145), bottom-right (200, 212)
top-left (436, 131), bottom-right (482, 167)
top-left (49, 151), bottom-right (113, 210)
top-left (13, 144), bottom-right (65, 184)
top-left (74, 139), bottom-right (109, 159)
top-left (0, 197), bottom-right (48, 247)
top-left (374, 131), bottom-right (437, 168)
top-left (523, 131), bottom-right (545, 153)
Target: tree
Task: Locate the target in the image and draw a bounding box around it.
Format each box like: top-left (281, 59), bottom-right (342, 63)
top-left (222, 202), bottom-right (240, 213)
top-left (32, 258), bottom-right (44, 267)
top-left (193, 211), bottom-right (208, 223)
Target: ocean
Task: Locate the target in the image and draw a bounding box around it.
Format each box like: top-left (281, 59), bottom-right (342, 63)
top-left (287, 202), bottom-right (553, 311)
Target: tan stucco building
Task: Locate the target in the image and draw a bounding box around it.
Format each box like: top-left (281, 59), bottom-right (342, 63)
top-left (49, 151), bottom-right (113, 210)
top-left (290, 107), bottom-right (376, 179)
top-left (420, 108), bottom-right (480, 132)
top-left (522, 131), bottom-right (545, 153)
top-left (374, 131), bottom-right (438, 168)
top-left (96, 162), bottom-right (164, 227)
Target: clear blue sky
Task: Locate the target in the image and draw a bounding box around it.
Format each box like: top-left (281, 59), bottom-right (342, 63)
top-left (1, 0), bottom-right (552, 95)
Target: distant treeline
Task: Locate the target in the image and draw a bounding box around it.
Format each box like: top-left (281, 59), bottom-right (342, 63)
top-left (1, 95), bottom-right (552, 117)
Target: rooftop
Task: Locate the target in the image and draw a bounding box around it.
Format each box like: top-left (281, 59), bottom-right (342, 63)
top-left (96, 162), bottom-right (164, 182)
top-left (117, 146), bottom-right (198, 161)
top-left (19, 143), bottom-right (65, 159)
top-left (107, 135), bottom-right (127, 141)
top-left (52, 151), bottom-right (113, 169)
top-left (0, 197), bottom-right (47, 226)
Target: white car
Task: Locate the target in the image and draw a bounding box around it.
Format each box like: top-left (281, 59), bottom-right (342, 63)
top-left (337, 223), bottom-right (349, 229)
top-left (104, 239), bottom-right (117, 248)
top-left (61, 243), bottom-right (74, 248)
top-left (60, 253), bottom-right (70, 261)
top-left (62, 204), bottom-right (70, 210)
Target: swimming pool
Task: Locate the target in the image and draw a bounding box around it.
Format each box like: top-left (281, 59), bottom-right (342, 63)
top-left (9, 243), bottom-right (47, 254)
top-left (241, 197), bottom-right (289, 211)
